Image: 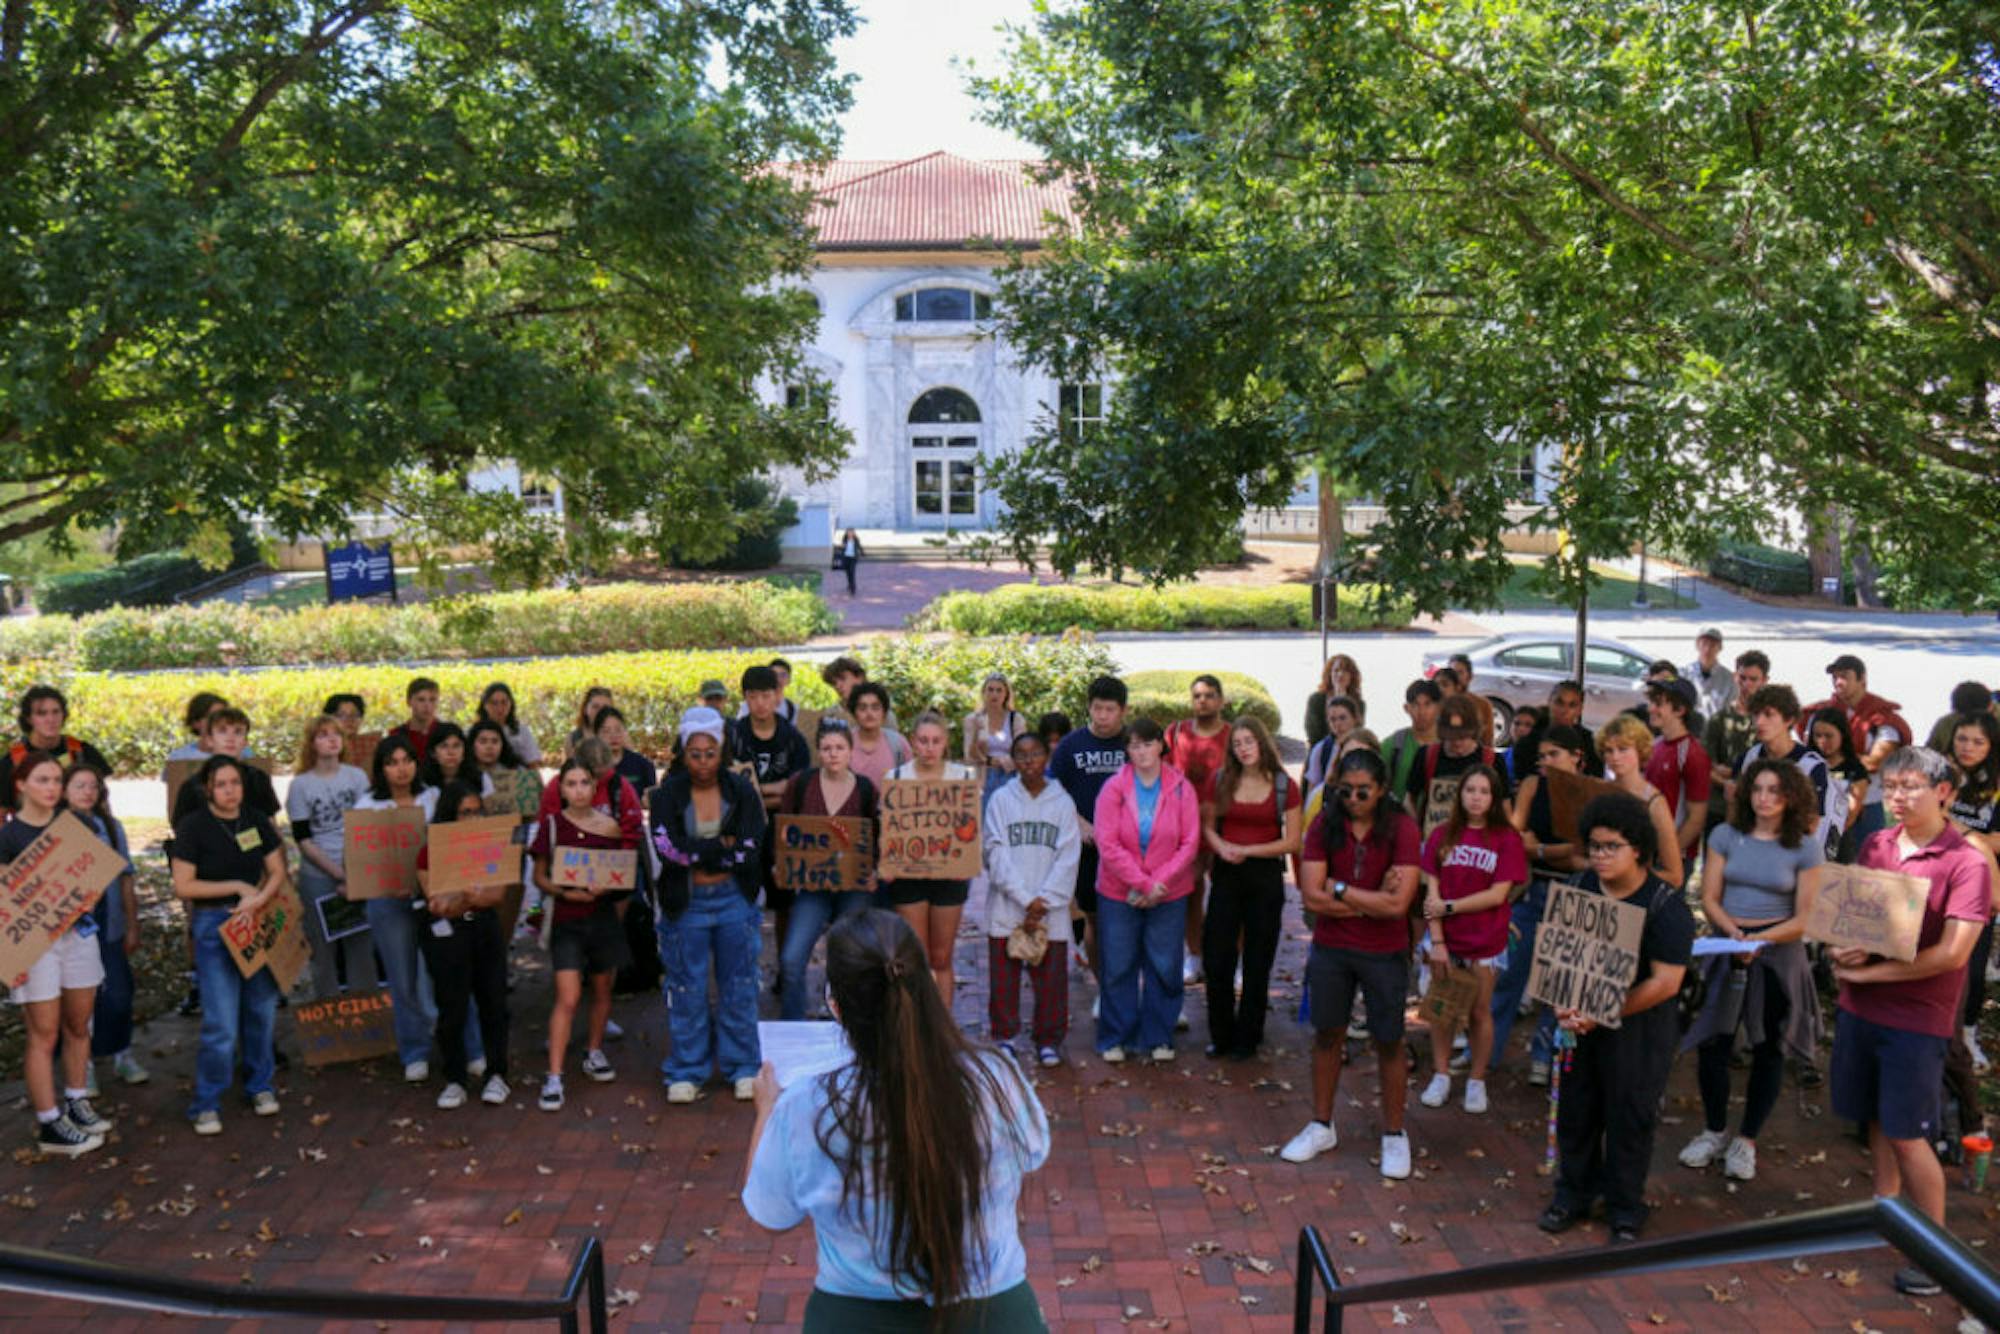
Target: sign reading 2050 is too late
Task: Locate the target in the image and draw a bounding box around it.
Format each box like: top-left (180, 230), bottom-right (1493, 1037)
top-left (878, 780), bottom-right (981, 880)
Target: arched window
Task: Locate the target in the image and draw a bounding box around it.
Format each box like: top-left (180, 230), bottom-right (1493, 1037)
top-left (908, 388), bottom-right (981, 424)
top-left (894, 287), bottom-right (994, 322)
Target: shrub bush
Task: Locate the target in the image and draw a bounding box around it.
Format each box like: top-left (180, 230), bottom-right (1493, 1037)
top-left (858, 633), bottom-right (1121, 753)
top-left (913, 582), bottom-right (1411, 635)
top-left (0, 580), bottom-right (837, 671)
top-left (1708, 539), bottom-right (1813, 596)
top-left (672, 478), bottom-right (800, 572)
top-left (1122, 670), bottom-right (1280, 735)
top-left (34, 530), bottom-right (262, 614)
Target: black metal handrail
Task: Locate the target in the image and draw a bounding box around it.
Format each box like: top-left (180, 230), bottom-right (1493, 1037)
top-left (0, 1235), bottom-right (606, 1331)
top-left (1294, 1197), bottom-right (2000, 1334)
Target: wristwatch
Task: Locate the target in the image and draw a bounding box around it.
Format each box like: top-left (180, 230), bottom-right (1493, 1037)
top-left (1444, 902), bottom-right (1456, 916)
top-left (1332, 880), bottom-right (1349, 901)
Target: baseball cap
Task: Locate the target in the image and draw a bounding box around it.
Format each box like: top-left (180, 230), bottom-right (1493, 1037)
top-left (1824, 654), bottom-right (1867, 677)
top-left (698, 679), bottom-right (729, 700)
top-left (1697, 627), bottom-right (1724, 643)
top-left (1648, 678), bottom-right (1699, 714)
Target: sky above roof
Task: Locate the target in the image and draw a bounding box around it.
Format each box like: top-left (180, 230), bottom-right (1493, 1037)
top-left (834, 0), bottom-right (1043, 161)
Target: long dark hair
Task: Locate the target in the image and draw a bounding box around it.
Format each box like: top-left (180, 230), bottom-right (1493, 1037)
top-left (431, 779), bottom-right (485, 825)
top-left (369, 736), bottom-right (428, 801)
top-left (816, 911), bottom-right (1030, 1306)
top-left (1437, 762), bottom-right (1506, 856)
top-left (478, 681), bottom-right (522, 736)
top-left (1727, 757), bottom-right (1816, 848)
top-left (419, 721), bottom-right (471, 788)
top-left (1949, 710), bottom-right (2000, 797)
top-left (1319, 749), bottom-right (1405, 858)
top-left (464, 718), bottom-right (523, 771)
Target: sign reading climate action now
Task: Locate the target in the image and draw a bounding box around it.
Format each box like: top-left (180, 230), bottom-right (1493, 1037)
top-left (878, 779), bottom-right (982, 880)
top-left (1526, 881), bottom-right (1646, 1029)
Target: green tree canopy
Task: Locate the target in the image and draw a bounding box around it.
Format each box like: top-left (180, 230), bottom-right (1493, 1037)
top-left (975, 0), bottom-right (1999, 611)
top-left (1, 0), bottom-right (856, 572)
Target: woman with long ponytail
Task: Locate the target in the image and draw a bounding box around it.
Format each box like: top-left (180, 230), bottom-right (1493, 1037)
top-left (743, 910), bottom-right (1050, 1330)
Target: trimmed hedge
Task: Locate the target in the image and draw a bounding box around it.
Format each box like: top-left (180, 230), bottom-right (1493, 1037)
top-left (0, 580), bottom-right (838, 671)
top-left (35, 530), bottom-right (262, 614)
top-left (913, 582), bottom-right (1412, 634)
top-left (1122, 670), bottom-right (1280, 735)
top-left (858, 633), bottom-right (1122, 754)
top-left (1708, 540), bottom-right (1813, 596)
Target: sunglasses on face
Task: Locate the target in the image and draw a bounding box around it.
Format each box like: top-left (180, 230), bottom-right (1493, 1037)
top-left (1336, 784), bottom-right (1378, 800)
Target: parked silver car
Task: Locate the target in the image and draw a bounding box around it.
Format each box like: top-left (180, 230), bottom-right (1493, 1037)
top-left (1422, 633), bottom-right (1657, 745)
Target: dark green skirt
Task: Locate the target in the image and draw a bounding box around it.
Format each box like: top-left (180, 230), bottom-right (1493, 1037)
top-left (802, 1281), bottom-right (1045, 1333)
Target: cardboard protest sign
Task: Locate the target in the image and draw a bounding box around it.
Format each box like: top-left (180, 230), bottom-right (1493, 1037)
top-left (879, 779), bottom-right (982, 879)
top-left (314, 891), bottom-right (370, 943)
top-left (1805, 864), bottom-right (1929, 961)
top-left (1422, 777), bottom-right (1461, 839)
top-left (1546, 767), bottom-right (1623, 845)
top-left (294, 991), bottom-right (399, 1068)
top-left (483, 768), bottom-right (521, 817)
top-left (551, 847), bottom-right (640, 891)
top-left (165, 754), bottom-right (275, 819)
top-left (0, 812), bottom-right (125, 989)
top-left (221, 882), bottom-right (312, 992)
top-left (793, 707), bottom-right (823, 743)
top-left (1417, 965), bottom-right (1482, 1035)
top-left (426, 815), bottom-right (521, 896)
top-left (1527, 882), bottom-right (1646, 1029)
top-left (342, 730), bottom-right (383, 774)
top-left (342, 807), bottom-right (427, 899)
top-left (773, 816), bottom-right (876, 893)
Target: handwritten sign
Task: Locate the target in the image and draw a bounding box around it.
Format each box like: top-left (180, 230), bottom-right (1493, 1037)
top-left (483, 768), bottom-right (521, 817)
top-left (794, 707), bottom-right (824, 743)
top-left (342, 807), bottom-right (427, 900)
top-left (1546, 767), bottom-right (1623, 845)
top-left (221, 882), bottom-right (311, 992)
top-left (773, 816), bottom-right (875, 893)
top-left (552, 847), bottom-right (640, 891)
top-left (165, 754), bottom-right (275, 818)
top-left (1417, 965), bottom-right (1481, 1035)
top-left (1805, 864), bottom-right (1929, 961)
top-left (879, 779), bottom-right (982, 879)
top-left (0, 812), bottom-right (124, 989)
top-left (294, 991), bottom-right (398, 1068)
top-left (343, 730), bottom-right (383, 774)
top-left (314, 891), bottom-right (369, 943)
top-left (426, 816), bottom-right (521, 896)
top-left (1527, 882), bottom-right (1646, 1029)
top-left (1422, 777), bottom-right (1461, 839)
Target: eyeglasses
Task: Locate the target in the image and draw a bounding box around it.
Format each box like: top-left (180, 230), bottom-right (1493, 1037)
top-left (1881, 780), bottom-right (1937, 797)
top-left (1585, 840), bottom-right (1631, 858)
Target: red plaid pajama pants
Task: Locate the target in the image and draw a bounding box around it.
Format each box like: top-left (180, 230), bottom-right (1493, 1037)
top-left (988, 937), bottom-right (1069, 1049)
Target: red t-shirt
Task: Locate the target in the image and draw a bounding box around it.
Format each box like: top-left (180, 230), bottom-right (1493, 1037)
top-left (1168, 721), bottom-right (1232, 795)
top-left (529, 810), bottom-right (632, 924)
top-left (1842, 823), bottom-right (1991, 1038)
top-left (1643, 733), bottom-right (1712, 850)
top-left (1216, 776), bottom-right (1302, 848)
top-left (1420, 823), bottom-right (1526, 959)
top-left (1303, 809), bottom-right (1420, 954)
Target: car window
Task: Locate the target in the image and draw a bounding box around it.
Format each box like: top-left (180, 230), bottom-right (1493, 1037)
top-left (1583, 646), bottom-right (1648, 680)
top-left (1495, 643), bottom-right (1568, 672)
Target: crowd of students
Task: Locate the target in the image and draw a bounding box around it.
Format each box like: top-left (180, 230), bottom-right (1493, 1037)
top-left (0, 634), bottom-right (1992, 1302)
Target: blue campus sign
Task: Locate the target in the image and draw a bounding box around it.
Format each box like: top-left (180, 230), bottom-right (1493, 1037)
top-left (324, 540), bottom-right (396, 603)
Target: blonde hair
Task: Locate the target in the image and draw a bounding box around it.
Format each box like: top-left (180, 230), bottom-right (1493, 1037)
top-left (1595, 713), bottom-right (1655, 758)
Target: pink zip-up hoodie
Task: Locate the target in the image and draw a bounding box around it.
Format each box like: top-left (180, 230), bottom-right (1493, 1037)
top-left (1093, 763), bottom-right (1203, 904)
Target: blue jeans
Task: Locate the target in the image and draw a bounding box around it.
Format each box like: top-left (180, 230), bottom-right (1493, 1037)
top-left (190, 907), bottom-right (279, 1116)
top-left (1489, 881), bottom-right (1557, 1068)
top-left (365, 898), bottom-right (482, 1068)
top-left (660, 881), bottom-right (763, 1084)
top-left (93, 934), bottom-right (135, 1057)
top-left (1096, 894), bottom-right (1188, 1052)
top-left (779, 890), bottom-right (872, 1022)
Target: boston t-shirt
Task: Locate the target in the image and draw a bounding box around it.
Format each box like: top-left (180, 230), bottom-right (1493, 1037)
top-left (1420, 822), bottom-right (1527, 958)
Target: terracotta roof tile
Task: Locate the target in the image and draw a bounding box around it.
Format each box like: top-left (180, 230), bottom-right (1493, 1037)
top-left (782, 151), bottom-right (1077, 251)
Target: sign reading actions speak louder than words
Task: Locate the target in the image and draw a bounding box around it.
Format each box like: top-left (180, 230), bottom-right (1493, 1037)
top-left (1526, 882), bottom-right (1646, 1030)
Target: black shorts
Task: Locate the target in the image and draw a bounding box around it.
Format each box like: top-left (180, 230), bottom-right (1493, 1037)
top-left (1831, 1009), bottom-right (1947, 1141)
top-left (550, 910), bottom-right (630, 976)
top-left (885, 878), bottom-right (970, 909)
top-left (1307, 945), bottom-right (1409, 1044)
top-left (1073, 846), bottom-right (1099, 915)
top-left (764, 886), bottom-right (797, 915)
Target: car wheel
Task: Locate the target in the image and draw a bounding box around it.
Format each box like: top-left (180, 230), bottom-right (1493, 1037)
top-left (1486, 697), bottom-right (1515, 750)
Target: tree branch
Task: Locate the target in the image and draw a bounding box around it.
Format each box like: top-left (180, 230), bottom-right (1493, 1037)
top-left (207, 1), bottom-right (390, 168)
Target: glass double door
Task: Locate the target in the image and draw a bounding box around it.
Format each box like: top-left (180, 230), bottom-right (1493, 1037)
top-left (910, 433), bottom-right (978, 526)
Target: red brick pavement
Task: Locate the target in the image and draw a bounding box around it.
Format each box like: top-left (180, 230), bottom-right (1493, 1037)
top-left (0, 881), bottom-right (1989, 1332)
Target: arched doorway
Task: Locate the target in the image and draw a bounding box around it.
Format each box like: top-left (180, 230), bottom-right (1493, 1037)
top-left (906, 387), bottom-right (981, 528)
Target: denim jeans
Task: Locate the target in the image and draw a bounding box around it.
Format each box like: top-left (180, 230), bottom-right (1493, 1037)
top-left (660, 881), bottom-right (763, 1084)
top-left (190, 907), bottom-right (279, 1116)
top-left (1489, 880), bottom-right (1556, 1068)
top-left (92, 934), bottom-right (134, 1057)
top-left (778, 889), bottom-right (872, 1021)
top-left (364, 898), bottom-right (483, 1068)
top-left (1096, 894), bottom-right (1188, 1053)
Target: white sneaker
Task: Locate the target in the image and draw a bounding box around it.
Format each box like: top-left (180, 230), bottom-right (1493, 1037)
top-left (666, 1081), bottom-right (699, 1104)
top-left (467, 1057), bottom-right (488, 1081)
top-left (1419, 1073), bottom-right (1452, 1108)
top-left (404, 1060), bottom-right (430, 1084)
top-left (603, 1018), bottom-right (625, 1042)
top-left (538, 1075), bottom-right (564, 1112)
top-left (192, 1110), bottom-right (223, 1136)
top-left (734, 1077), bottom-right (756, 1101)
top-left (581, 1049), bottom-right (615, 1083)
top-left (1463, 1079), bottom-right (1489, 1114)
top-left (113, 1051), bottom-right (150, 1085)
top-left (1379, 1132), bottom-right (1412, 1180)
top-left (1722, 1136), bottom-right (1757, 1181)
top-left (1679, 1128), bottom-right (1730, 1169)
top-left (1150, 1045), bottom-right (1175, 1063)
top-left (1281, 1120), bottom-right (1338, 1164)
top-left (1101, 1046), bottom-right (1126, 1065)
top-left (1038, 1046), bottom-right (1062, 1068)
top-left (1183, 956), bottom-right (1204, 985)
top-left (480, 1075), bottom-right (510, 1106)
top-left (436, 1082), bottom-right (467, 1111)
top-left (250, 1091), bottom-right (280, 1118)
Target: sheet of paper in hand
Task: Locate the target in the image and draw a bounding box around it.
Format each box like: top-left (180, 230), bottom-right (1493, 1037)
top-left (772, 816), bottom-right (875, 893)
top-left (1545, 767), bottom-right (1624, 845)
top-left (426, 816), bottom-right (522, 896)
top-left (551, 847), bottom-right (640, 891)
top-left (1805, 864), bottom-right (1929, 962)
top-left (1526, 882), bottom-right (1646, 1029)
top-left (220, 882), bottom-right (312, 992)
top-left (342, 807), bottom-right (427, 899)
top-left (0, 812), bottom-right (124, 989)
top-left (1417, 965), bottom-right (1481, 1035)
top-left (878, 779), bottom-right (982, 879)
top-left (758, 1021), bottom-right (853, 1088)
top-left (294, 991), bottom-right (399, 1068)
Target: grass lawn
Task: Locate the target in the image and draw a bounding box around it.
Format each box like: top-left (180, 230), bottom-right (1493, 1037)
top-left (245, 575), bottom-right (329, 611)
top-left (1497, 558), bottom-right (1696, 611)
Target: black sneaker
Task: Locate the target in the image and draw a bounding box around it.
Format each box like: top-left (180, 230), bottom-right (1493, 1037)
top-left (177, 984), bottom-right (201, 1017)
top-left (63, 1097), bottom-right (111, 1136)
top-left (1893, 1266), bottom-right (1941, 1297)
top-left (37, 1115), bottom-right (104, 1158)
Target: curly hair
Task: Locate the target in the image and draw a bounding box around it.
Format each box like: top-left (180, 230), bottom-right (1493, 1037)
top-left (1726, 758), bottom-right (1817, 848)
top-left (1595, 712), bottom-right (1655, 759)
